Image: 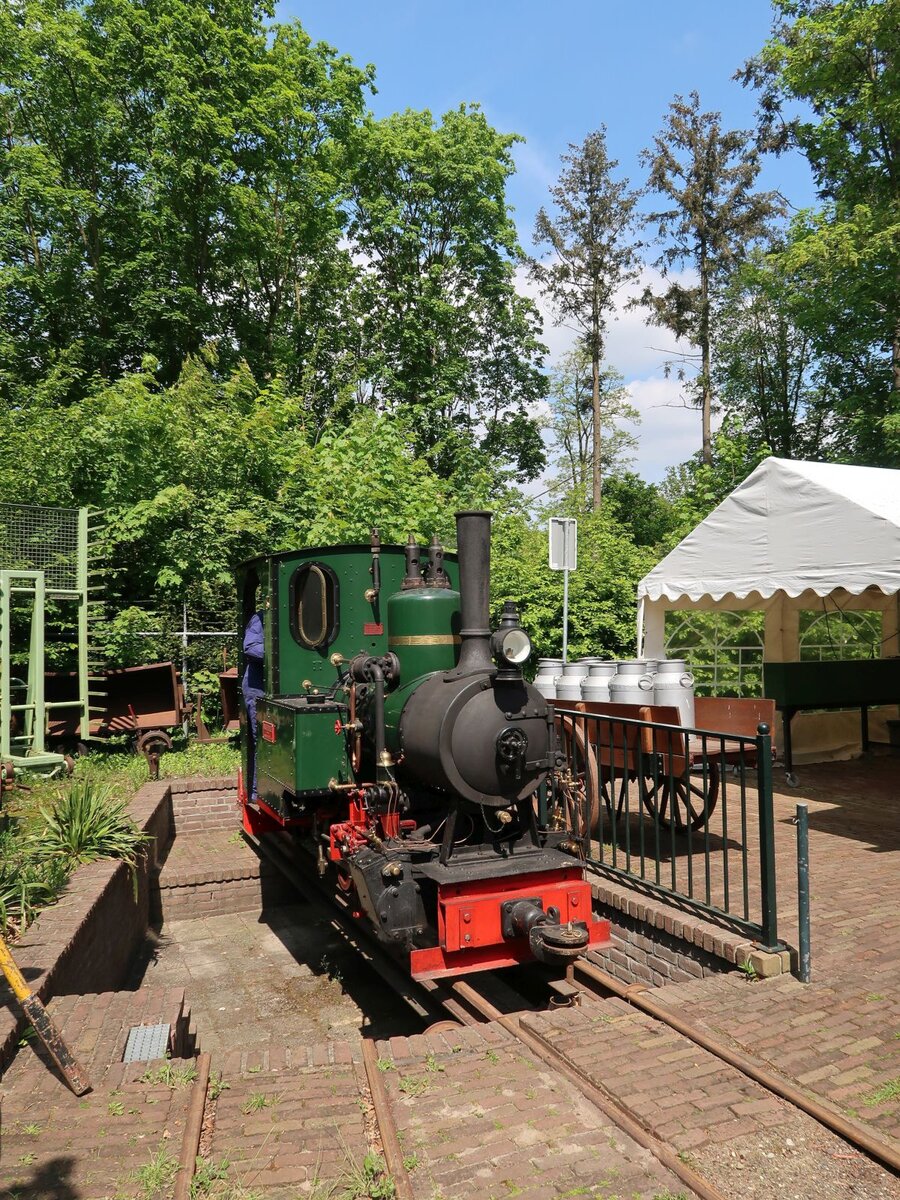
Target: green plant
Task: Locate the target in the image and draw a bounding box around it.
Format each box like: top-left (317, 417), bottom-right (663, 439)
top-left (190, 1156), bottom-right (230, 1197)
top-left (864, 1078), bottom-right (900, 1107)
top-left (376, 1058), bottom-right (394, 1072)
top-left (241, 1092), bottom-right (275, 1114)
top-left (21, 1122), bottom-right (41, 1136)
top-left (141, 1062), bottom-right (197, 1088)
top-left (108, 1099), bottom-right (125, 1116)
top-left (208, 1072), bottom-right (230, 1100)
top-left (402, 1153), bottom-right (418, 1172)
top-left (737, 958), bottom-right (758, 981)
top-left (424, 1053), bottom-right (444, 1073)
top-left (37, 780), bottom-right (150, 880)
top-left (398, 1076), bottom-right (429, 1097)
top-left (485, 1048), bottom-right (500, 1064)
top-left (133, 1146), bottom-right (179, 1199)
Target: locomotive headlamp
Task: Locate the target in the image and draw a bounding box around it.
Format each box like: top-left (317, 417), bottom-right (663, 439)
top-left (491, 601), bottom-right (532, 671)
top-left (495, 626), bottom-right (531, 665)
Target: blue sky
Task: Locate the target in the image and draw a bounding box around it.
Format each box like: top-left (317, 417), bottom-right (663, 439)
top-left (279, 1), bottom-right (816, 483)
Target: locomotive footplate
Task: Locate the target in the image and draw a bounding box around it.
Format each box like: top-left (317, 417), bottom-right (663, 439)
top-left (409, 866), bottom-right (611, 980)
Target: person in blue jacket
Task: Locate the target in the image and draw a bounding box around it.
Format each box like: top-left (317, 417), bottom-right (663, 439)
top-left (242, 598), bottom-right (266, 800)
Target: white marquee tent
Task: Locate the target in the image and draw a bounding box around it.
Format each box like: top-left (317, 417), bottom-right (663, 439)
top-left (637, 458), bottom-right (900, 758)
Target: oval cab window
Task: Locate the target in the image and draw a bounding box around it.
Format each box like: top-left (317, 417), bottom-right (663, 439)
top-left (290, 562), bottom-right (338, 649)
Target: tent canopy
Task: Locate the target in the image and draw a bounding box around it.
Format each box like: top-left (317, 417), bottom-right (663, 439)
top-left (639, 458), bottom-right (900, 604)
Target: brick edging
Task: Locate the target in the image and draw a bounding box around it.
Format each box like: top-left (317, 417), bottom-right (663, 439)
top-left (589, 872), bottom-right (792, 979)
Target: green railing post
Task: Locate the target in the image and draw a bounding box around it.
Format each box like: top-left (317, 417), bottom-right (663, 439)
top-left (756, 722), bottom-right (780, 950)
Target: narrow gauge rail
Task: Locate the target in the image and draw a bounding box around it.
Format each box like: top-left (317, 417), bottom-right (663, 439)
top-left (249, 829), bottom-right (900, 1192)
top-left (568, 957), bottom-right (900, 1178)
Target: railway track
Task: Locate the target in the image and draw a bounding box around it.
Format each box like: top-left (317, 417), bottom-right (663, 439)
top-left (247, 829), bottom-right (900, 1199)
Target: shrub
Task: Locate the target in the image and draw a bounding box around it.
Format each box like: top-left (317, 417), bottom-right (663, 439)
top-left (37, 781), bottom-right (150, 875)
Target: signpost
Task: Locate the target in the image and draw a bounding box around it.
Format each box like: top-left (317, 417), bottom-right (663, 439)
top-left (548, 518), bottom-right (577, 663)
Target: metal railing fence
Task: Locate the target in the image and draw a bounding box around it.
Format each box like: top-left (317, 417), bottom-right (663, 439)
top-left (550, 706), bottom-right (779, 949)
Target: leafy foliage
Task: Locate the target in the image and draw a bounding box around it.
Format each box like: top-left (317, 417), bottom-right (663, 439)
top-left (740, 0), bottom-right (900, 463)
top-left (531, 129), bottom-right (641, 506)
top-left (640, 91), bottom-right (783, 463)
top-left (37, 781), bottom-right (150, 874)
top-left (346, 106), bottom-right (547, 481)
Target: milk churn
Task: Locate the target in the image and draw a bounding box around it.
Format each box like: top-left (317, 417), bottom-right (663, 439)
top-left (653, 659), bottom-right (696, 727)
top-left (533, 658), bottom-right (563, 699)
top-left (554, 660), bottom-right (591, 703)
top-left (581, 662), bottom-right (616, 703)
top-left (608, 660), bottom-right (655, 706)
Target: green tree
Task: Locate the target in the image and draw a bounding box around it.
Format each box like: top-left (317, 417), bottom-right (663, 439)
top-left (661, 415), bottom-right (772, 537)
top-left (740, 0), bottom-right (900, 463)
top-left (0, 0), bottom-right (371, 398)
top-left (713, 252), bottom-right (836, 459)
top-left (640, 92), bottom-right (782, 465)
top-left (345, 106), bottom-right (547, 483)
top-left (491, 509), bottom-right (655, 661)
top-left (530, 130), bottom-right (641, 508)
top-left (544, 348), bottom-right (639, 506)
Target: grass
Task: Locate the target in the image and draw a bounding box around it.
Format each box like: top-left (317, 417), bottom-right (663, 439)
top-left (133, 1146), bottom-right (179, 1199)
top-left (140, 1061), bottom-right (198, 1088)
top-left (397, 1075), bottom-right (429, 1097)
top-left (0, 741), bottom-right (239, 940)
top-left (241, 1091), bottom-right (276, 1114)
top-left (309, 1151), bottom-right (396, 1200)
top-left (864, 1077), bottom-right (900, 1107)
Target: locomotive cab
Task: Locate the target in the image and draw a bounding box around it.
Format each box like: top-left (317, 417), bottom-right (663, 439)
top-left (238, 511), bottom-right (611, 979)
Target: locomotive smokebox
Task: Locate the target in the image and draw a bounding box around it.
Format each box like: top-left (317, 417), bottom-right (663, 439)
top-left (397, 509), bottom-right (552, 807)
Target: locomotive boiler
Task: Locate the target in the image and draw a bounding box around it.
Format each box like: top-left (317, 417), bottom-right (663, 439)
top-left (238, 511), bottom-right (610, 979)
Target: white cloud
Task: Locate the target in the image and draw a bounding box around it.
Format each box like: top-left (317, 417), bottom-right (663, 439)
top-left (627, 375), bottom-right (702, 483)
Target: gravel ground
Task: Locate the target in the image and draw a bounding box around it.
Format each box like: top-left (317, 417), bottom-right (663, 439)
top-left (696, 1110), bottom-right (900, 1200)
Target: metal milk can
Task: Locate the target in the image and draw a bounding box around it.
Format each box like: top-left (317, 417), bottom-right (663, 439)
top-left (608, 660), bottom-right (655, 706)
top-left (581, 662), bottom-right (616, 702)
top-left (555, 660), bottom-right (591, 703)
top-left (653, 659), bottom-right (695, 727)
top-left (533, 658), bottom-right (563, 700)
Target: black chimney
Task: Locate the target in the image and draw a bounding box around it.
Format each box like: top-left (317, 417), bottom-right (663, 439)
top-left (454, 510), bottom-right (494, 673)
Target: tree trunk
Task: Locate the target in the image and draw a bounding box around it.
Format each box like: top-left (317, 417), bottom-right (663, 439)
top-left (700, 255), bottom-right (712, 465)
top-left (591, 350), bottom-right (602, 509)
top-left (893, 310), bottom-right (900, 397)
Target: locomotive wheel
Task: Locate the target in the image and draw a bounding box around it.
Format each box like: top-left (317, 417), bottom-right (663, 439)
top-left (639, 761), bottom-right (719, 833)
top-left (425, 1020), bottom-right (463, 1035)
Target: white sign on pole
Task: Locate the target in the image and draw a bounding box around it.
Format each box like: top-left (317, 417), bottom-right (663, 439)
top-left (548, 518), bottom-right (577, 571)
top-left (548, 519), bottom-right (577, 663)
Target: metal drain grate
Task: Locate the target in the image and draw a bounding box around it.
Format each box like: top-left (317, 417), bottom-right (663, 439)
top-left (123, 1023), bottom-right (171, 1063)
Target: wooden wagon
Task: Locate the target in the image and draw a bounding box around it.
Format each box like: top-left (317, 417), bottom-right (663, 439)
top-left (553, 696), bottom-right (775, 834)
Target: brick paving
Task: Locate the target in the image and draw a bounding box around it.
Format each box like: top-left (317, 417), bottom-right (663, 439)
top-left (0, 987), bottom-right (196, 1199)
top-left (373, 1021), bottom-right (691, 1200)
top-left (2, 755), bottom-right (899, 1198)
top-left (643, 756), bottom-right (900, 1148)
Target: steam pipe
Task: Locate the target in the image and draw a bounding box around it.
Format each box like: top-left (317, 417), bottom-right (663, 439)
top-left (454, 510), bottom-right (494, 674)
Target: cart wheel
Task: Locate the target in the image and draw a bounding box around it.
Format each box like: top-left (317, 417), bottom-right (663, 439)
top-left (63, 755), bottom-right (76, 776)
top-left (640, 761), bottom-right (719, 832)
top-left (136, 729), bottom-right (173, 757)
top-left (556, 715), bottom-right (603, 838)
top-left (785, 772), bottom-right (800, 788)
top-left (75, 741), bottom-right (90, 758)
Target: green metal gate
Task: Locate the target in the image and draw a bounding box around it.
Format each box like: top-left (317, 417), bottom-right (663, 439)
top-left (0, 505), bottom-right (103, 773)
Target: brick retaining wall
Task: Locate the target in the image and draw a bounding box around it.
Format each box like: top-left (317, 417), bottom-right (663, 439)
top-left (0, 780), bottom-right (174, 1075)
top-left (168, 776), bottom-right (239, 834)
